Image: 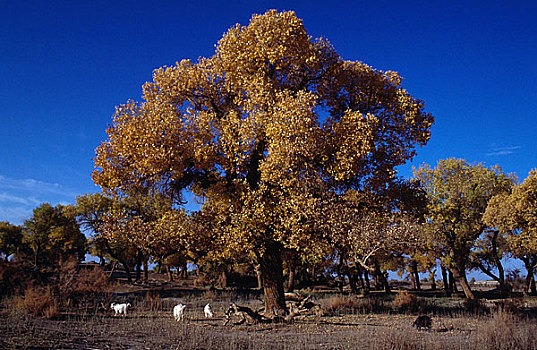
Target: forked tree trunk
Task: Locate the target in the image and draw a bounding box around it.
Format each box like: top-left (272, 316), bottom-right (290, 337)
top-left (260, 241), bottom-right (287, 317)
top-left (452, 266), bottom-right (475, 299)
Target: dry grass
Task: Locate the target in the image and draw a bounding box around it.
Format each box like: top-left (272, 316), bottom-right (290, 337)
top-left (9, 285), bottom-right (59, 319)
top-left (2, 282), bottom-right (537, 349)
top-left (2, 308), bottom-right (536, 350)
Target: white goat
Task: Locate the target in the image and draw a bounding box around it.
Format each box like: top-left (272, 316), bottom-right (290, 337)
top-left (173, 303), bottom-right (186, 321)
top-left (111, 302), bottom-right (131, 317)
top-left (204, 303), bottom-right (214, 318)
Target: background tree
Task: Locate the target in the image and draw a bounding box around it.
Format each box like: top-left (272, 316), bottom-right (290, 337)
top-left (484, 169), bottom-right (537, 295)
top-left (414, 158), bottom-right (514, 299)
top-left (93, 10), bottom-right (433, 316)
top-left (0, 221), bottom-right (24, 262)
top-left (469, 227), bottom-right (511, 293)
top-left (23, 203), bottom-right (87, 269)
top-left (71, 193), bottom-right (137, 281)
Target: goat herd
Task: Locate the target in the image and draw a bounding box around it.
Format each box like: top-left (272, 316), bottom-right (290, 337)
top-left (109, 302), bottom-right (214, 321)
top-left (109, 301), bottom-right (433, 331)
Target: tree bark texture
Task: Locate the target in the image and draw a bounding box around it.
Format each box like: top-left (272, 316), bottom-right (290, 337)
top-left (260, 241), bottom-right (288, 317)
top-left (452, 266), bottom-right (475, 299)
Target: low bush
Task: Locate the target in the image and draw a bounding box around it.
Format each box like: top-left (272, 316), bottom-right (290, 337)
top-left (392, 290), bottom-right (432, 313)
top-left (10, 285), bottom-right (59, 319)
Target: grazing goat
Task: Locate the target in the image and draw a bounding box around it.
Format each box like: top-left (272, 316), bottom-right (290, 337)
top-left (173, 303), bottom-right (186, 321)
top-left (413, 315), bottom-right (432, 330)
top-left (111, 302), bottom-right (131, 317)
top-left (204, 303), bottom-right (214, 318)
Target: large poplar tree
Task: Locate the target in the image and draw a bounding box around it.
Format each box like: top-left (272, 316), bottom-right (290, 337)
top-left (93, 10), bottom-right (433, 316)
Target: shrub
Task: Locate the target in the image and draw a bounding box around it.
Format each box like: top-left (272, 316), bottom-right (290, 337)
top-left (392, 290), bottom-right (430, 313)
top-left (11, 285), bottom-right (59, 318)
top-left (56, 259), bottom-right (113, 309)
top-left (322, 295), bottom-right (358, 315)
top-left (0, 262), bottom-right (37, 299)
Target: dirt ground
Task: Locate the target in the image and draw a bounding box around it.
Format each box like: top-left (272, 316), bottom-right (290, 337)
top-left (0, 305), bottom-right (496, 350)
top-left (2, 274), bottom-right (536, 349)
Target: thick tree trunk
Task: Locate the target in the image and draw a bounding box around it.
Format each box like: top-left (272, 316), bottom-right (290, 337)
top-left (410, 260), bottom-right (421, 290)
top-left (143, 258), bottom-right (149, 282)
top-left (452, 267), bottom-right (475, 299)
top-left (260, 241), bottom-right (287, 317)
top-left (441, 264), bottom-right (450, 295)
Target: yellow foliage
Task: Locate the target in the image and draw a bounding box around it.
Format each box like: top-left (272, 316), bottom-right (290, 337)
top-left (93, 10), bottom-right (434, 263)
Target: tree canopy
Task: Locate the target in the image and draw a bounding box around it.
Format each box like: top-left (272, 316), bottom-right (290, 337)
top-left (484, 169), bottom-right (537, 294)
top-left (414, 158), bottom-right (514, 299)
top-left (23, 203), bottom-right (87, 268)
top-left (93, 10), bottom-right (433, 315)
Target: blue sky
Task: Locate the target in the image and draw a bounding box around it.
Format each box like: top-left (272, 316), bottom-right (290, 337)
top-left (1, 0), bottom-right (536, 225)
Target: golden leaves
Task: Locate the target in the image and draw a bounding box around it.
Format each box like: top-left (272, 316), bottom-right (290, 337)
top-left (93, 9), bottom-right (435, 264)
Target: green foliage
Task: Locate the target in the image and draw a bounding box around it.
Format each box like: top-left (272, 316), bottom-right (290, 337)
top-left (485, 169), bottom-right (537, 257)
top-left (0, 221), bottom-right (24, 261)
top-left (23, 203), bottom-right (87, 268)
top-left (414, 158), bottom-right (514, 298)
